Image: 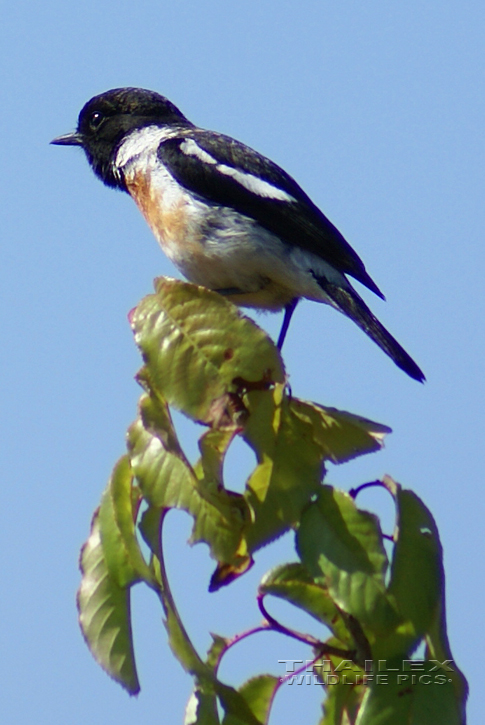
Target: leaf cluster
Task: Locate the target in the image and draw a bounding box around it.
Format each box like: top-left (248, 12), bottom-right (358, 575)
top-left (77, 279), bottom-right (467, 724)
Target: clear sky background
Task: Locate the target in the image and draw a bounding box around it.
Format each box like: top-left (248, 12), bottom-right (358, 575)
top-left (2, 2), bottom-right (483, 723)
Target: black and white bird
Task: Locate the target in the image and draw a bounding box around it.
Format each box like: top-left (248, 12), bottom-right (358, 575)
top-left (52, 87), bottom-right (424, 381)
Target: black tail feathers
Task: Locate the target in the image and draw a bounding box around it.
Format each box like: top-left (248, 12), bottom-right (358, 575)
top-left (319, 281), bottom-right (425, 382)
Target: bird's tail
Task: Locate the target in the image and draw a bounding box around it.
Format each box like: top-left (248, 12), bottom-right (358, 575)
top-left (319, 281), bottom-right (425, 382)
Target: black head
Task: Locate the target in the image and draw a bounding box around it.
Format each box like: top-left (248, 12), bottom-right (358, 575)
top-left (51, 87), bottom-right (192, 188)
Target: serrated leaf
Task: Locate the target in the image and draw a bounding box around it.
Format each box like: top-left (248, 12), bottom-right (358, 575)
top-left (221, 675), bottom-right (279, 725)
top-left (241, 387), bottom-right (390, 554)
top-left (128, 391), bottom-right (249, 565)
top-left (241, 385), bottom-right (326, 551)
top-left (366, 479), bottom-right (466, 665)
top-left (289, 400), bottom-right (391, 464)
top-left (131, 278), bottom-right (285, 422)
top-left (98, 455), bottom-right (153, 587)
top-left (77, 510), bottom-right (139, 695)
top-left (297, 487), bottom-right (401, 639)
top-left (260, 563), bottom-right (352, 645)
top-left (129, 391), bottom-right (195, 509)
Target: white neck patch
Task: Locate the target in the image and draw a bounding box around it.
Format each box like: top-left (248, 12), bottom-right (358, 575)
top-left (115, 126), bottom-right (180, 168)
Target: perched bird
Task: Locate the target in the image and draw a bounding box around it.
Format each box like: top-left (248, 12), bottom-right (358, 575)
top-left (52, 87), bottom-right (424, 381)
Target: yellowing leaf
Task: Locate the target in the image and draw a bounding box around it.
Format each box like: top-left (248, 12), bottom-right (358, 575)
top-left (131, 278), bottom-right (285, 423)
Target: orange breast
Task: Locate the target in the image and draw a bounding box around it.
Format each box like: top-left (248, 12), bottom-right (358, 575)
top-left (125, 169), bottom-right (223, 284)
top-left (126, 171), bottom-right (190, 249)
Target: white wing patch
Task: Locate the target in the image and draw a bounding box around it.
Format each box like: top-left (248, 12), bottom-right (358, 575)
top-left (179, 138), bottom-right (295, 202)
top-left (180, 138), bottom-right (217, 165)
top-left (216, 165), bottom-right (295, 201)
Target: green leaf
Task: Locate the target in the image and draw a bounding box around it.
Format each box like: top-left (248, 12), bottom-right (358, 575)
top-left (386, 480), bottom-right (442, 634)
top-left (205, 634), bottom-right (231, 672)
top-left (140, 514), bottom-right (263, 725)
top-left (128, 390), bottom-right (196, 509)
top-left (163, 586), bottom-right (208, 677)
top-left (425, 603), bottom-right (468, 724)
top-left (162, 580), bottom-right (264, 725)
top-left (184, 689), bottom-right (221, 725)
top-left (131, 278), bottom-right (285, 423)
top-left (361, 478), bottom-right (443, 659)
top-left (142, 515), bottom-right (259, 725)
top-left (77, 509), bottom-right (140, 695)
top-left (128, 391), bottom-right (250, 565)
top-left (356, 661), bottom-right (462, 725)
top-left (159, 559), bottom-right (263, 725)
top-left (320, 683), bottom-right (365, 724)
top-left (138, 514), bottom-right (210, 682)
top-left (138, 505), bottom-right (164, 562)
top-left (221, 675), bottom-right (279, 725)
top-left (98, 455), bottom-right (154, 587)
top-left (241, 387), bottom-right (390, 553)
top-left (259, 563), bottom-right (353, 646)
top-left (289, 400), bottom-right (391, 464)
top-left (241, 386), bottom-right (326, 551)
top-left (194, 427), bottom-right (238, 492)
top-left (297, 487), bottom-right (401, 640)
top-left (366, 479), bottom-right (466, 678)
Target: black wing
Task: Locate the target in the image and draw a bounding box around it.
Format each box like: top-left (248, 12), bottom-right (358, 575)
top-left (157, 129), bottom-right (384, 298)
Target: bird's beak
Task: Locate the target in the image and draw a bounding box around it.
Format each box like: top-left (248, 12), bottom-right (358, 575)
top-left (50, 131), bottom-right (84, 146)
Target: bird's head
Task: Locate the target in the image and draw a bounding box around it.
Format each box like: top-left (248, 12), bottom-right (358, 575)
top-left (51, 87), bottom-right (191, 187)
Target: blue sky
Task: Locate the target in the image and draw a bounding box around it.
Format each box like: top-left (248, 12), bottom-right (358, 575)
top-left (2, 2), bottom-right (483, 722)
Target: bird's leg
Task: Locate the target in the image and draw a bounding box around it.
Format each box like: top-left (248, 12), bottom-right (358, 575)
top-left (277, 299), bottom-right (298, 350)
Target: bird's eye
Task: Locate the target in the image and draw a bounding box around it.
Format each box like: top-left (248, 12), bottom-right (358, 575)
top-left (88, 111), bottom-right (104, 131)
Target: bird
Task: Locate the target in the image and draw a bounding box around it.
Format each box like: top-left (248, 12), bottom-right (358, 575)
top-left (52, 87), bottom-right (424, 381)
